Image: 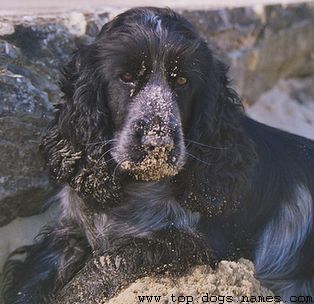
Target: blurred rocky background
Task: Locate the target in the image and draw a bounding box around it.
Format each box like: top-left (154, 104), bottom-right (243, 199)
top-left (0, 0), bottom-right (313, 289)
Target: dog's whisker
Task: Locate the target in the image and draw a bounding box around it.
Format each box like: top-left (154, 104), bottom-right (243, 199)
top-left (97, 147), bottom-right (116, 164)
top-left (186, 152), bottom-right (212, 166)
top-left (105, 157), bottom-right (116, 163)
top-left (104, 139), bottom-right (119, 144)
top-left (84, 141), bottom-right (104, 146)
top-left (112, 158), bottom-right (127, 183)
top-left (85, 139), bottom-right (118, 147)
top-left (185, 139), bottom-right (229, 150)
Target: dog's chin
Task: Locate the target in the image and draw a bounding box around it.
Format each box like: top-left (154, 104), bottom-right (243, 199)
top-left (118, 148), bottom-right (184, 181)
top-left (121, 160), bottom-right (180, 181)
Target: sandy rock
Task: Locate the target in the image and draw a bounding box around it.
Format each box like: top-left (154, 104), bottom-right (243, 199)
top-left (0, 22), bottom-right (14, 35)
top-left (230, 4), bottom-right (314, 103)
top-left (182, 4), bottom-right (314, 103)
top-left (61, 12), bottom-right (87, 36)
top-left (108, 260), bottom-right (274, 304)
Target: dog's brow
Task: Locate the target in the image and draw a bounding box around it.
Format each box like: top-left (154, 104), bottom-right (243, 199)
top-left (155, 18), bottom-right (162, 33)
top-left (144, 13), bottom-right (163, 34)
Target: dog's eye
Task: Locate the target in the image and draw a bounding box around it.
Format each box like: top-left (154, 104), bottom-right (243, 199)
top-left (120, 72), bottom-right (135, 83)
top-left (176, 76), bottom-right (187, 86)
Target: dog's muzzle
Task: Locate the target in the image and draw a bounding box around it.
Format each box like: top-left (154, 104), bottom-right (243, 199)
top-left (113, 84), bottom-right (186, 181)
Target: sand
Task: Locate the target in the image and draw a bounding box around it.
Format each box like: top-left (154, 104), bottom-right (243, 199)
top-left (103, 259), bottom-right (276, 304)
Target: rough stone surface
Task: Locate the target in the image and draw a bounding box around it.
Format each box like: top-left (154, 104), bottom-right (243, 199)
top-left (107, 259), bottom-right (275, 303)
top-left (0, 14), bottom-right (106, 226)
top-left (183, 3), bottom-right (314, 103)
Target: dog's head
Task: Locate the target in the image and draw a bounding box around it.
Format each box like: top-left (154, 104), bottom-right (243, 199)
top-left (100, 8), bottom-right (214, 180)
top-left (42, 7), bottom-right (253, 207)
top-left (87, 7), bottom-right (222, 181)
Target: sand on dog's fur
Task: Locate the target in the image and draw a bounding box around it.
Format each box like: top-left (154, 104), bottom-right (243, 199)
top-left (105, 259), bottom-right (275, 304)
top-left (121, 145), bottom-right (179, 181)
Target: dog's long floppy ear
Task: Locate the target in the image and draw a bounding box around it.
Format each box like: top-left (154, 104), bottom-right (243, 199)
top-left (60, 44), bottom-right (113, 146)
top-left (41, 42), bottom-right (121, 205)
top-left (174, 57), bottom-right (257, 216)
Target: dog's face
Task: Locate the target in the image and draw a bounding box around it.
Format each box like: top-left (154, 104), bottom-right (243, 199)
top-left (93, 8), bottom-right (215, 181)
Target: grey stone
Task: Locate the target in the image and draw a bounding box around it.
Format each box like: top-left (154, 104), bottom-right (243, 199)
top-left (0, 16), bottom-right (84, 226)
top-left (0, 22), bottom-right (14, 36)
top-left (183, 3), bottom-right (314, 103)
top-left (0, 114), bottom-right (52, 225)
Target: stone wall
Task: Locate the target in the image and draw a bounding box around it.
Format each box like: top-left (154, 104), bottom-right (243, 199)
top-left (184, 4), bottom-right (314, 103)
top-left (0, 2), bottom-right (313, 270)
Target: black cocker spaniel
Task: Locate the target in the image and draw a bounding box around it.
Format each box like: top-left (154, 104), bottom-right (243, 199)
top-left (3, 7), bottom-right (314, 303)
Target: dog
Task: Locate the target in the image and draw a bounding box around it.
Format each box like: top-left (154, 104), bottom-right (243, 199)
top-left (2, 7), bottom-right (314, 303)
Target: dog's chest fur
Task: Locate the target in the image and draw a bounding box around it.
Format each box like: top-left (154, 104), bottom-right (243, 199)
top-left (92, 181), bottom-right (201, 241)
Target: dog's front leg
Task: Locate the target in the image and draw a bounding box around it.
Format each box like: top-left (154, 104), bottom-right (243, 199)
top-left (54, 228), bottom-right (216, 303)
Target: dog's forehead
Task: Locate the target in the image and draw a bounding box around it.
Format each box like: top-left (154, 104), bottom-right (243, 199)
top-left (142, 12), bottom-right (163, 33)
top-left (98, 8), bottom-right (206, 77)
top-left (120, 21), bottom-right (196, 64)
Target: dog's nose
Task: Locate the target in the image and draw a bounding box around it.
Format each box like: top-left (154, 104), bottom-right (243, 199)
top-left (141, 135), bottom-right (174, 151)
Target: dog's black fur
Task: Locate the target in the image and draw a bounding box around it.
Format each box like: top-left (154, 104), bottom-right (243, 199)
top-left (2, 7), bottom-right (314, 303)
